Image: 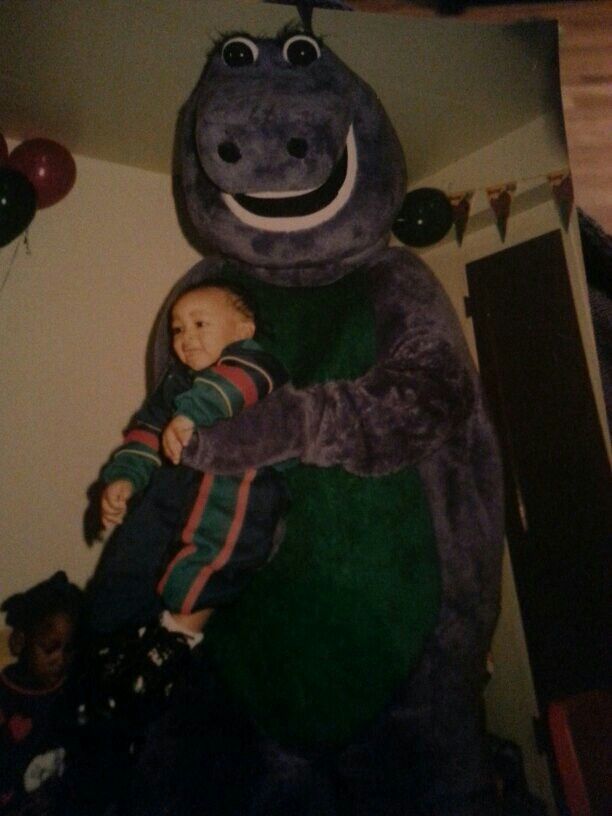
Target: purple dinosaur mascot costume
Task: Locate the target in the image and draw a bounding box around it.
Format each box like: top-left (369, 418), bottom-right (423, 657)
top-left (109, 5), bottom-right (504, 814)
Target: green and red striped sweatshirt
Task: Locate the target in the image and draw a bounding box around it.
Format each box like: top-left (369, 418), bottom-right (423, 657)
top-left (102, 340), bottom-right (288, 491)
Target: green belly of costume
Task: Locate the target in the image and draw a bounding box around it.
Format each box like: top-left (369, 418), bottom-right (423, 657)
top-left (205, 265), bottom-right (440, 749)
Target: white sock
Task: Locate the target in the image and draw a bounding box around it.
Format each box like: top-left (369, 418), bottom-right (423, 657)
top-left (159, 610), bottom-right (204, 649)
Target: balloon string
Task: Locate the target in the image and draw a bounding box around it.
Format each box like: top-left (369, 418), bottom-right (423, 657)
top-left (0, 234), bottom-right (24, 298)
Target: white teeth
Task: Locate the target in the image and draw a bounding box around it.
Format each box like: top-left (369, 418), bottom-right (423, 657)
top-left (247, 186), bottom-right (318, 200)
top-left (221, 125), bottom-right (357, 233)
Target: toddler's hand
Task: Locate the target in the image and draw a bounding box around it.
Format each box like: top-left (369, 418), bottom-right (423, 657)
top-left (163, 415), bottom-right (195, 465)
top-left (101, 479), bottom-right (133, 530)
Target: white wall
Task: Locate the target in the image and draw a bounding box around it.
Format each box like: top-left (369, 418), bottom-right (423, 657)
top-left (0, 146), bottom-right (200, 598)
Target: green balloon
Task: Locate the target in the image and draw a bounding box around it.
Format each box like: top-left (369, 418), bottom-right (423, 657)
top-left (393, 187), bottom-right (453, 248)
top-left (0, 168), bottom-right (36, 247)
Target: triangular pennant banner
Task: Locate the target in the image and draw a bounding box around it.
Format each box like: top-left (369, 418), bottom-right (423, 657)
top-left (487, 183), bottom-right (516, 242)
top-left (547, 170), bottom-right (574, 231)
top-left (448, 191), bottom-right (474, 246)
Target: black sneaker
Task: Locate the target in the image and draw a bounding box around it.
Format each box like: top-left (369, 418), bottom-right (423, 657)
top-left (129, 620), bottom-right (193, 709)
top-left (79, 621), bottom-right (193, 727)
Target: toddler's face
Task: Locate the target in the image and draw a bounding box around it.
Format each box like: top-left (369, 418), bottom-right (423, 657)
top-left (171, 288), bottom-right (255, 371)
top-left (23, 612), bottom-right (75, 689)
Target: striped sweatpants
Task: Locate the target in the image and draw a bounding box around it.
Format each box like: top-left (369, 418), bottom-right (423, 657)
top-left (87, 463), bottom-right (288, 633)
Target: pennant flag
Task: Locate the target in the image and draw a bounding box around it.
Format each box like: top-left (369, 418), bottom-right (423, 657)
top-left (547, 170), bottom-right (574, 231)
top-left (449, 191), bottom-right (474, 246)
top-left (487, 183), bottom-right (516, 242)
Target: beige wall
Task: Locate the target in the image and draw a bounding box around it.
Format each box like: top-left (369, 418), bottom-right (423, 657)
top-left (0, 143), bottom-right (200, 599)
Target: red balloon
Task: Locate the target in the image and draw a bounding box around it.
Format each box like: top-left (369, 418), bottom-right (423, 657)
top-left (0, 134), bottom-right (7, 165)
top-left (7, 138), bottom-right (76, 208)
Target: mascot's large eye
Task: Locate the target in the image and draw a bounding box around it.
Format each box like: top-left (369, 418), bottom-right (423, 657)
top-left (222, 37), bottom-right (259, 67)
top-left (282, 35), bottom-right (321, 66)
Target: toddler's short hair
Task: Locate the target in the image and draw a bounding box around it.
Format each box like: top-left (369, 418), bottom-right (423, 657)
top-left (174, 279), bottom-right (258, 327)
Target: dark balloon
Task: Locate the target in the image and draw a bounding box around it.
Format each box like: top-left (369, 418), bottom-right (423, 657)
top-left (7, 138), bottom-right (76, 208)
top-left (0, 168), bottom-right (37, 247)
top-left (392, 187), bottom-right (453, 248)
top-left (0, 134), bottom-right (7, 166)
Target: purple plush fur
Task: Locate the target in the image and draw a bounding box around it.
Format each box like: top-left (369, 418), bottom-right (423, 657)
top-left (140, 23), bottom-right (504, 815)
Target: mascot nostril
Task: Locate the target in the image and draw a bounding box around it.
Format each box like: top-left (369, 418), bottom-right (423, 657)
top-left (217, 141), bottom-right (241, 164)
top-left (287, 137), bottom-right (308, 159)
top-left (121, 7), bottom-right (504, 814)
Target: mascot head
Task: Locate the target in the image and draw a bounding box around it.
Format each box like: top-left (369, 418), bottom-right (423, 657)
top-left (179, 23), bottom-right (406, 285)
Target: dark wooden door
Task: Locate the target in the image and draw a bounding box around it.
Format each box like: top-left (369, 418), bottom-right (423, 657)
top-left (466, 230), bottom-right (611, 711)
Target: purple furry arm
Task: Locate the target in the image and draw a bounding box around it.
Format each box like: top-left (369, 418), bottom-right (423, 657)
top-left (182, 248), bottom-right (477, 476)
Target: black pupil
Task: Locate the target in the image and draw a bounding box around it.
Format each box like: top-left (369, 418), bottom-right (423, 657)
top-left (286, 39), bottom-right (318, 66)
top-left (223, 41), bottom-right (254, 67)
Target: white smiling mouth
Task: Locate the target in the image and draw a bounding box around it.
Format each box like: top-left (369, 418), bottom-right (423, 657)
top-left (221, 125), bottom-right (357, 232)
